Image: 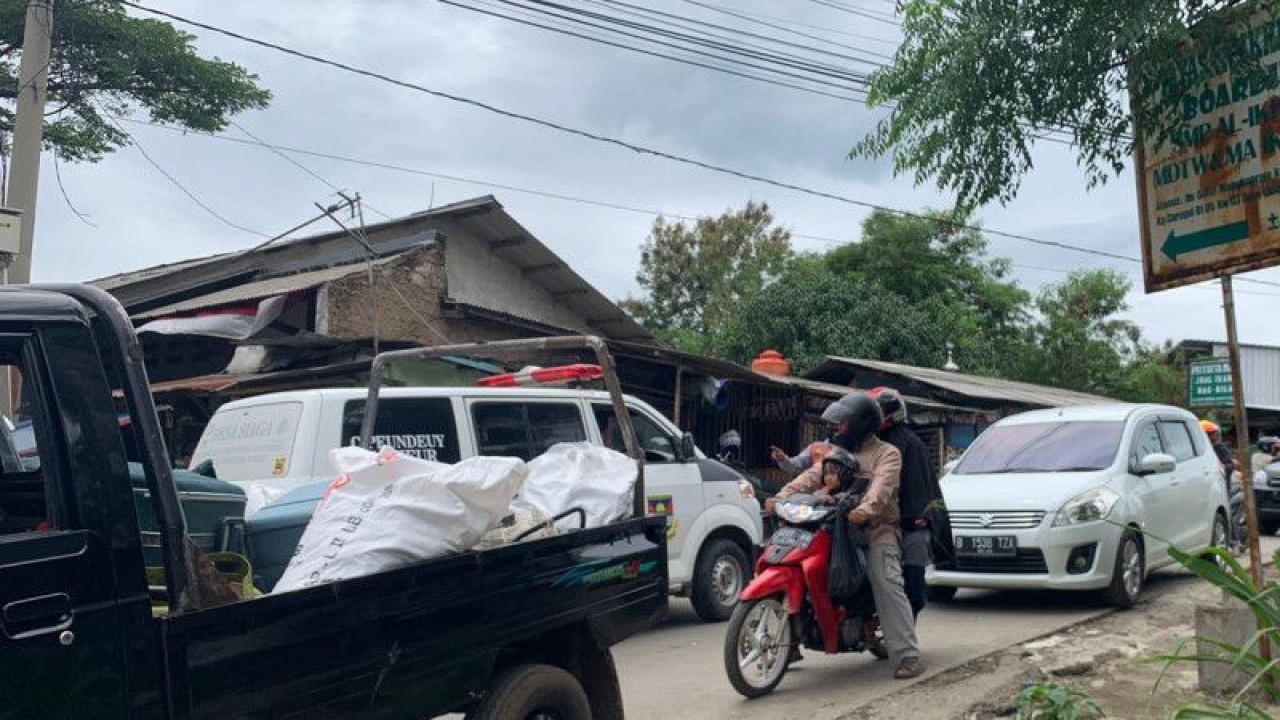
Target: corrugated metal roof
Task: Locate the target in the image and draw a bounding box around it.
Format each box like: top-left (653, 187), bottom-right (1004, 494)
top-left (92, 195), bottom-right (654, 344)
top-left (763, 373), bottom-right (990, 413)
top-left (133, 254), bottom-right (406, 319)
top-left (810, 356), bottom-right (1114, 408)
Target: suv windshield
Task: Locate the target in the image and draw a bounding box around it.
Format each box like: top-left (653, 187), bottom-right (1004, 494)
top-left (954, 421), bottom-right (1124, 475)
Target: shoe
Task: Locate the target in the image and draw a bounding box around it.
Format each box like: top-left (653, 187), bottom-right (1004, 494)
top-left (787, 646), bottom-right (804, 664)
top-left (894, 657), bottom-right (925, 679)
top-left (868, 638), bottom-right (889, 661)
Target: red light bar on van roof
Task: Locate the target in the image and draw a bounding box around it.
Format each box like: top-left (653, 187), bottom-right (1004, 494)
top-left (476, 364), bottom-right (604, 388)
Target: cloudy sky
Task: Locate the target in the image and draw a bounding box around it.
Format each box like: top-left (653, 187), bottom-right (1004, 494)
top-left (23, 0), bottom-right (1280, 350)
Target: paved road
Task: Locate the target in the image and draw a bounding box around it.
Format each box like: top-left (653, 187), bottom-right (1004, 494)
top-left (614, 537), bottom-right (1279, 720)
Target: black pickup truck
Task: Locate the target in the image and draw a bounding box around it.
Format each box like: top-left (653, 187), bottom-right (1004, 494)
top-left (0, 285), bottom-right (667, 720)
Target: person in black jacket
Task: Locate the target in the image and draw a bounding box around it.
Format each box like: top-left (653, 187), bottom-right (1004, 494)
top-left (870, 387), bottom-right (955, 617)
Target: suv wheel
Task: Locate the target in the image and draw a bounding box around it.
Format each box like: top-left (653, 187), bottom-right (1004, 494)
top-left (1101, 530), bottom-right (1143, 608)
top-left (691, 539), bottom-right (749, 622)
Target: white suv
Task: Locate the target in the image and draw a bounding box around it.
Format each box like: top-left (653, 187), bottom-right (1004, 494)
top-left (191, 386), bottom-right (764, 621)
top-left (927, 404), bottom-right (1229, 607)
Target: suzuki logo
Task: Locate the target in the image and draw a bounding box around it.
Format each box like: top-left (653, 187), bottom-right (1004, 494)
top-left (978, 513), bottom-right (995, 528)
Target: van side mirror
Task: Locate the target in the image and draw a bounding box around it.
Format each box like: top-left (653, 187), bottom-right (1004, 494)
top-left (679, 432), bottom-right (697, 461)
top-left (1133, 452), bottom-right (1176, 476)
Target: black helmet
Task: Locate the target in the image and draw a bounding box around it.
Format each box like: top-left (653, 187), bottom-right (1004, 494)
top-left (821, 392), bottom-right (882, 450)
top-left (870, 386), bottom-right (908, 428)
top-left (821, 446), bottom-right (861, 492)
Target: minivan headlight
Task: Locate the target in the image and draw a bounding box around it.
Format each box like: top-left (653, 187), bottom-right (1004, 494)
top-left (1053, 487), bottom-right (1120, 527)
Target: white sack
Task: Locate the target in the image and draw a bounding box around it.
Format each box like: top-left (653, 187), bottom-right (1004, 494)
top-left (274, 446), bottom-right (526, 593)
top-left (516, 442), bottom-right (637, 532)
top-left (243, 484), bottom-right (287, 521)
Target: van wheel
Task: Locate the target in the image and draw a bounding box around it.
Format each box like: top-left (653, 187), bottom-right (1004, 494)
top-left (927, 585), bottom-right (958, 603)
top-left (691, 539), bottom-right (749, 622)
top-left (1101, 531), bottom-right (1143, 608)
top-left (467, 664), bottom-right (591, 720)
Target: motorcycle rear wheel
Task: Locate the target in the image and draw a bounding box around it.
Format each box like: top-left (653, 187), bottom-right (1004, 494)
top-left (724, 596), bottom-right (792, 698)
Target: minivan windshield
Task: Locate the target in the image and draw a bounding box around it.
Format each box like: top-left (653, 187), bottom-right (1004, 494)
top-left (953, 421), bottom-right (1124, 475)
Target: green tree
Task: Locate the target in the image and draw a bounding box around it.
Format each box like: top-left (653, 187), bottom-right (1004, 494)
top-left (852, 0), bottom-right (1275, 210)
top-left (0, 0), bottom-right (271, 162)
top-left (1010, 269), bottom-right (1141, 395)
top-left (824, 208), bottom-right (1029, 373)
top-left (622, 201), bottom-right (792, 353)
top-left (712, 255), bottom-right (957, 372)
top-left (1117, 341), bottom-right (1189, 405)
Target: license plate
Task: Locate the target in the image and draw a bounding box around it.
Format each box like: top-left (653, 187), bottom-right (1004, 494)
top-left (770, 527), bottom-right (814, 550)
top-left (956, 535), bottom-right (1017, 557)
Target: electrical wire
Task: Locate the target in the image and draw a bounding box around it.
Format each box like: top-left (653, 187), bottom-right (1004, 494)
top-left (121, 114), bottom-right (1267, 299)
top-left (802, 0), bottom-right (902, 27)
top-left (99, 107), bottom-right (269, 238)
top-left (441, 0), bottom-right (1080, 146)
top-left (117, 2), bottom-right (1280, 291)
top-left (229, 120), bottom-right (395, 220)
top-left (439, 0), bottom-right (869, 102)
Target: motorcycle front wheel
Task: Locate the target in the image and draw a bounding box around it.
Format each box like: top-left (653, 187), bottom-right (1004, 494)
top-left (724, 596), bottom-right (793, 698)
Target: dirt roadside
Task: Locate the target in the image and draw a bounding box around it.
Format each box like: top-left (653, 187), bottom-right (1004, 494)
top-left (839, 570), bottom-right (1279, 720)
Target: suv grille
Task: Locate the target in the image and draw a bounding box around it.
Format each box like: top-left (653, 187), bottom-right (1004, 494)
top-left (949, 511), bottom-right (1046, 530)
top-left (953, 549), bottom-right (1049, 574)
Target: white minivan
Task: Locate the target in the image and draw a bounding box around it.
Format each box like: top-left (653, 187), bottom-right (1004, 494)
top-left (928, 403), bottom-right (1229, 607)
top-left (190, 385), bottom-right (764, 621)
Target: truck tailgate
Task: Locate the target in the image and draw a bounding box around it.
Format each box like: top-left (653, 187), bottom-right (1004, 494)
top-left (158, 516), bottom-right (667, 719)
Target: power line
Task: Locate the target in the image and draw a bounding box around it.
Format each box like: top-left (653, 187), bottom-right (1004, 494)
top-left (802, 0), bottom-right (901, 27)
top-left (114, 116), bottom-right (1280, 302)
top-left (675, 0), bottom-right (900, 52)
top-left (99, 107), bottom-right (269, 238)
top-left (115, 116), bottom-right (1156, 289)
top-left (584, 0), bottom-right (892, 68)
top-left (229, 120), bottom-right (395, 220)
top-left (444, 0), bottom-right (1079, 146)
top-left (117, 2), bottom-right (1279, 290)
top-left (439, 0), bottom-right (869, 101)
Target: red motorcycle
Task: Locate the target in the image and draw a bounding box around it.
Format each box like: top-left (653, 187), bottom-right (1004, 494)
top-left (724, 493), bottom-right (882, 698)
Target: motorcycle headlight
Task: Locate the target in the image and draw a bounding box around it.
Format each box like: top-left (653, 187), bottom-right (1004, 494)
top-left (777, 503), bottom-right (815, 524)
top-left (1053, 487), bottom-right (1120, 527)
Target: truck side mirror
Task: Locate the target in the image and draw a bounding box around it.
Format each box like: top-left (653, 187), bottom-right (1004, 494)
top-left (679, 432), bottom-right (697, 461)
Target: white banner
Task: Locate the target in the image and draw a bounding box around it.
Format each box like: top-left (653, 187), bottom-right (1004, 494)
top-left (137, 294), bottom-right (289, 340)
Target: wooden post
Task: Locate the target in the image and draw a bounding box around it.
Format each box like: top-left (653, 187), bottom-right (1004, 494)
top-left (672, 365), bottom-right (683, 426)
top-left (1222, 275), bottom-right (1265, 587)
top-left (1221, 275), bottom-right (1273, 676)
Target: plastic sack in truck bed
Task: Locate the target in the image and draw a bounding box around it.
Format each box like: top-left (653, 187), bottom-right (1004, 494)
top-left (516, 442), bottom-right (637, 532)
top-left (273, 446), bottom-right (526, 594)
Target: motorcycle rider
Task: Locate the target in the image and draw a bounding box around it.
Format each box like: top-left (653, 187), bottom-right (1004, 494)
top-left (869, 387), bottom-right (955, 617)
top-left (766, 392), bottom-right (924, 680)
top-left (1202, 420), bottom-right (1233, 492)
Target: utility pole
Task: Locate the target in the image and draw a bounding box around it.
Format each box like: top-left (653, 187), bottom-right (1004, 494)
top-left (7, 0), bottom-right (53, 286)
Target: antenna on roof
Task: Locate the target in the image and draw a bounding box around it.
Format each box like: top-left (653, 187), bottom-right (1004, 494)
top-left (943, 342), bottom-right (960, 373)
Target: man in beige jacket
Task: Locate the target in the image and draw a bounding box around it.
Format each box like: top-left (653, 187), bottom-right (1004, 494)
top-left (765, 392), bottom-right (924, 679)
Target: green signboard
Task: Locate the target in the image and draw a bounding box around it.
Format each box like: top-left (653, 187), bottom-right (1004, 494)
top-left (1189, 358), bottom-right (1234, 408)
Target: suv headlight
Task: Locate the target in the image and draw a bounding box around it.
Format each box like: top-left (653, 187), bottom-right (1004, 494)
top-left (738, 478), bottom-right (756, 499)
top-left (1053, 487), bottom-right (1120, 527)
